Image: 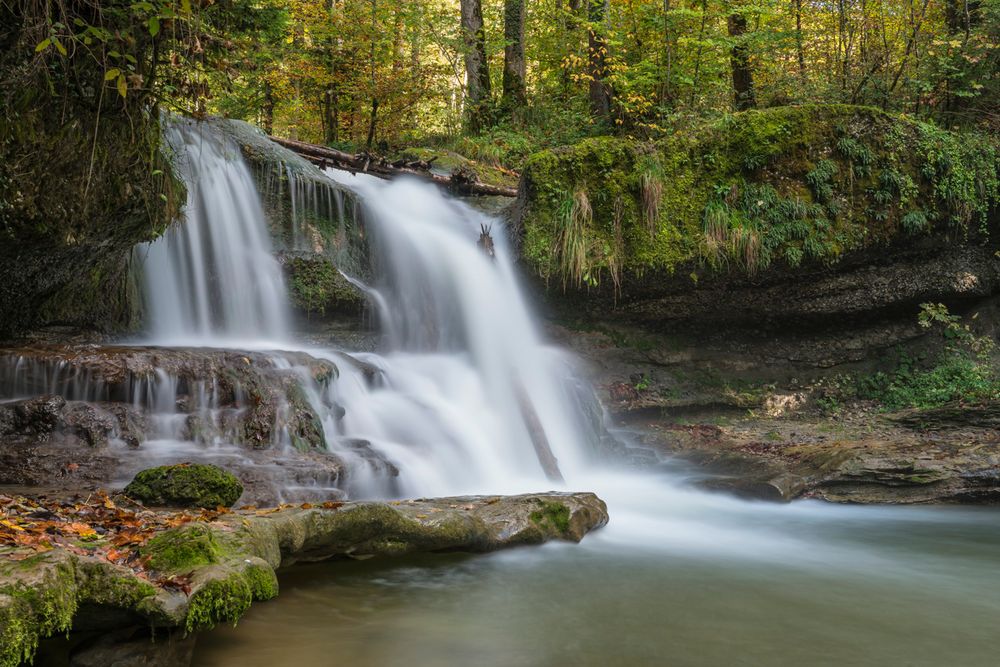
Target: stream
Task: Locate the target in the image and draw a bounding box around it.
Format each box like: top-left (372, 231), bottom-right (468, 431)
top-left (195, 470), bottom-right (1000, 666)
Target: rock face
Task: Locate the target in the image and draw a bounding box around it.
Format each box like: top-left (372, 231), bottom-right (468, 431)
top-left (0, 492), bottom-right (609, 667)
top-left (224, 118), bottom-right (371, 326)
top-left (0, 346), bottom-right (363, 505)
top-left (125, 464), bottom-right (244, 509)
top-left (635, 404), bottom-right (1000, 504)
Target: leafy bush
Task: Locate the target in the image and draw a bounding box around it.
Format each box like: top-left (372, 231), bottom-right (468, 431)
top-left (856, 304), bottom-right (1000, 410)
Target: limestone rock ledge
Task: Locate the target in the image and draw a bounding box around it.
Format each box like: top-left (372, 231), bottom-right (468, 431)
top-left (0, 492), bottom-right (608, 666)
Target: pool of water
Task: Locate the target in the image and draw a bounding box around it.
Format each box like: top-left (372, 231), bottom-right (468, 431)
top-left (194, 471), bottom-right (1000, 667)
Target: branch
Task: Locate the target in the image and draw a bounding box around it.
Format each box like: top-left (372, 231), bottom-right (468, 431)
top-left (270, 135), bottom-right (518, 198)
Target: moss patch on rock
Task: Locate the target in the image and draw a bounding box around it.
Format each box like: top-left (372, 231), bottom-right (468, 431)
top-left (529, 500), bottom-right (571, 534)
top-left (518, 104), bottom-right (999, 291)
top-left (142, 525), bottom-right (223, 573)
top-left (125, 464), bottom-right (243, 509)
top-left (282, 254), bottom-right (365, 319)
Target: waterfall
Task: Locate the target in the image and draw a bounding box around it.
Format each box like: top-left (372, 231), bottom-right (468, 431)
top-left (318, 172), bottom-right (602, 496)
top-left (134, 119), bottom-right (291, 344)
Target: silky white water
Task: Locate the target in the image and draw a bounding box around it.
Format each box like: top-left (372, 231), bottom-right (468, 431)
top-left (135, 119), bottom-right (291, 345)
top-left (319, 170), bottom-right (599, 497)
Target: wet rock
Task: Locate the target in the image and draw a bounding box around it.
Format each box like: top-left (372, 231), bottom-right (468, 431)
top-left (0, 491), bottom-right (608, 666)
top-left (0, 345), bottom-right (352, 502)
top-left (124, 464), bottom-right (244, 509)
top-left (69, 628), bottom-right (196, 667)
top-left (641, 413), bottom-right (1000, 504)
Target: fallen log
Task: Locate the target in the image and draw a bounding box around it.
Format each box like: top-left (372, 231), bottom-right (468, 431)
top-left (270, 136), bottom-right (518, 198)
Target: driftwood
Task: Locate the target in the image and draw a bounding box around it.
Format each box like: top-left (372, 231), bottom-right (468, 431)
top-left (270, 136), bottom-right (518, 198)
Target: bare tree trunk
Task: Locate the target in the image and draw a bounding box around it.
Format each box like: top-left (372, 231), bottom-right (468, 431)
top-left (689, 0), bottom-right (709, 106)
top-left (561, 0), bottom-right (583, 97)
top-left (660, 0), bottom-right (674, 107)
top-left (587, 0), bottom-right (612, 122)
top-left (793, 0), bottom-right (806, 79)
top-left (323, 89), bottom-right (339, 144)
top-left (728, 11), bottom-right (756, 111)
top-left (501, 0), bottom-right (527, 117)
top-left (461, 0), bottom-right (492, 132)
top-left (262, 81), bottom-right (275, 135)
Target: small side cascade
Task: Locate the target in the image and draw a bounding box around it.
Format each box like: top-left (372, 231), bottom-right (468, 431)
top-left (133, 118), bottom-right (292, 345)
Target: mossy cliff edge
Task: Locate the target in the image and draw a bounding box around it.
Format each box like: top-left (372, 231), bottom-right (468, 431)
top-left (0, 492), bottom-right (608, 667)
top-left (0, 8), bottom-right (182, 340)
top-left (517, 104), bottom-right (998, 293)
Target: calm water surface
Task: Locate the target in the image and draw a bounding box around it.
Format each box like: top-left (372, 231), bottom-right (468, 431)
top-left (195, 472), bottom-right (1000, 667)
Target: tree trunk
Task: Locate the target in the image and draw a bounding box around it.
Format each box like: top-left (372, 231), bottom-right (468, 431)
top-left (501, 0), bottom-right (527, 117)
top-left (323, 88), bottom-right (339, 144)
top-left (262, 81), bottom-right (274, 135)
top-left (793, 0), bottom-right (806, 79)
top-left (587, 0), bottom-right (612, 122)
top-left (727, 11), bottom-right (756, 111)
top-left (660, 0), bottom-right (674, 107)
top-left (461, 0), bottom-right (492, 132)
top-left (366, 0), bottom-right (378, 149)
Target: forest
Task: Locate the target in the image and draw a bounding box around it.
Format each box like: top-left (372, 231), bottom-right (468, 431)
top-left (9, 0), bottom-right (999, 162)
top-left (1, 2), bottom-right (1000, 666)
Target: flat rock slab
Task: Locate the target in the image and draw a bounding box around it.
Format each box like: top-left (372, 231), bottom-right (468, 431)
top-left (0, 491), bottom-right (608, 667)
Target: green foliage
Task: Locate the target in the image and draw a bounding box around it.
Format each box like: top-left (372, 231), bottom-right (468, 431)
top-left (856, 304), bottom-right (1000, 410)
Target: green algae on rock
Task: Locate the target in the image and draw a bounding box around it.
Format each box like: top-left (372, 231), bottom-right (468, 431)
top-left (125, 464), bottom-right (244, 509)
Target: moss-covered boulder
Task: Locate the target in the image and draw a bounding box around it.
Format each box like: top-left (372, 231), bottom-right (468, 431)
top-left (518, 104), bottom-right (998, 291)
top-left (125, 464), bottom-right (244, 509)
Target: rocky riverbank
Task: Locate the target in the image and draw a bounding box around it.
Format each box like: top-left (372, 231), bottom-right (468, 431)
top-left (0, 490), bottom-right (608, 667)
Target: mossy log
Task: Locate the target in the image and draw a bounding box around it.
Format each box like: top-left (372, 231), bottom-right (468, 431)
top-left (270, 136), bottom-right (519, 198)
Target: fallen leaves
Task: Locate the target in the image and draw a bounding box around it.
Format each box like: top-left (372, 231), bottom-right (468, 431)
top-left (0, 491), bottom-right (229, 576)
top-left (1, 491), bottom-right (345, 588)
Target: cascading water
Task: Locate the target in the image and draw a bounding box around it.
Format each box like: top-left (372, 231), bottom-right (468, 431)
top-left (319, 171), bottom-right (602, 497)
top-left (135, 118), bottom-right (291, 345)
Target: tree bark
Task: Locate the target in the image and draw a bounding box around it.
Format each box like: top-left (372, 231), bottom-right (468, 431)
top-left (501, 0), bottom-right (527, 117)
top-left (262, 81), bottom-right (275, 135)
top-left (323, 88), bottom-right (339, 144)
top-left (793, 0), bottom-right (806, 79)
top-left (587, 0), bottom-right (612, 122)
top-left (269, 136), bottom-right (518, 197)
top-left (461, 0), bottom-right (492, 132)
top-left (727, 11), bottom-right (756, 111)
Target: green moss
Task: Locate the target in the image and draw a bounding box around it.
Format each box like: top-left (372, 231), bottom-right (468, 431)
top-left (395, 146), bottom-right (519, 189)
top-left (184, 573), bottom-right (253, 634)
top-left (529, 501), bottom-right (571, 534)
top-left (519, 104), bottom-right (999, 288)
top-left (124, 463), bottom-right (244, 509)
top-left (75, 562), bottom-right (157, 608)
top-left (0, 561), bottom-right (76, 667)
top-left (141, 525), bottom-right (223, 573)
top-left (242, 562), bottom-right (279, 601)
top-left (283, 255), bottom-right (363, 318)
